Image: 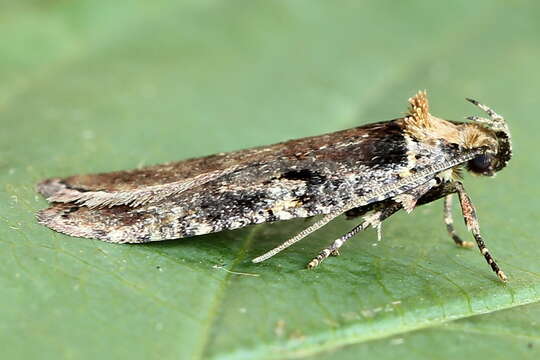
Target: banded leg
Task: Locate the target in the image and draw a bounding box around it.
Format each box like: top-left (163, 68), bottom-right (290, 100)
top-left (443, 194), bottom-right (474, 248)
top-left (307, 203), bottom-right (401, 269)
top-left (455, 182), bottom-right (507, 282)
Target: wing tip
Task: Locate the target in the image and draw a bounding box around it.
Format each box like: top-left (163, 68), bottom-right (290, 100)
top-left (36, 204), bottom-right (155, 244)
top-left (36, 205), bottom-right (109, 241)
top-left (36, 178), bottom-right (67, 198)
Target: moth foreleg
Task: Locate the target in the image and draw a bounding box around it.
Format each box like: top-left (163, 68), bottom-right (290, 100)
top-left (307, 202), bottom-right (401, 269)
top-left (443, 194), bottom-right (474, 248)
top-left (455, 182), bottom-right (507, 282)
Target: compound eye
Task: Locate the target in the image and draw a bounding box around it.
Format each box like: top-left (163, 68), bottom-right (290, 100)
top-left (469, 154), bottom-right (492, 174)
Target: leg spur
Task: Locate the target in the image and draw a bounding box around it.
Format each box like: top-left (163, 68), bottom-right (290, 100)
top-left (307, 203), bottom-right (401, 269)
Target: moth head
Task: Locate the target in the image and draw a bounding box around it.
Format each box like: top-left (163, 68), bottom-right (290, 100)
top-left (403, 91), bottom-right (512, 177)
top-left (464, 98), bottom-right (512, 176)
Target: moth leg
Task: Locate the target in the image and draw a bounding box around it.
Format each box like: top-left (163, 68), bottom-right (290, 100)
top-left (455, 182), bottom-right (507, 282)
top-left (307, 203), bottom-right (401, 269)
top-left (443, 194), bottom-right (474, 248)
top-left (307, 222), bottom-right (368, 269)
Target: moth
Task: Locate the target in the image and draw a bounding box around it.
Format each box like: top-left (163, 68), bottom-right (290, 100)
top-left (36, 91), bottom-right (512, 281)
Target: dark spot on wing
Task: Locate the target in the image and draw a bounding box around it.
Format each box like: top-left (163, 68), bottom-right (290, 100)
top-left (281, 169), bottom-right (326, 185)
top-left (61, 206), bottom-right (80, 218)
top-left (363, 129), bottom-right (408, 167)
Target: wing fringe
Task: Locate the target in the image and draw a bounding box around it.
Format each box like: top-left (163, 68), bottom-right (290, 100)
top-left (38, 165), bottom-right (242, 208)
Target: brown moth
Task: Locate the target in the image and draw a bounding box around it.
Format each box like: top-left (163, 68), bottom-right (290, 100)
top-left (36, 91), bottom-right (512, 281)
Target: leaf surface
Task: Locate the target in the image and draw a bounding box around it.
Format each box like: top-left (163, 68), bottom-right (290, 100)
top-left (1, 1), bottom-right (539, 359)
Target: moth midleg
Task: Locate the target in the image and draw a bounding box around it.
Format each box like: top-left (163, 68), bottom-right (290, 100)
top-left (454, 182), bottom-right (507, 282)
top-left (443, 194), bottom-right (474, 248)
top-left (307, 202), bottom-right (401, 269)
top-left (306, 221), bottom-right (368, 269)
top-left (252, 208), bottom-right (347, 263)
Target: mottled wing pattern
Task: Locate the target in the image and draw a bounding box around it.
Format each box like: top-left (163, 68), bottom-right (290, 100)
top-left (36, 119), bottom-right (469, 243)
top-left (37, 121), bottom-right (398, 206)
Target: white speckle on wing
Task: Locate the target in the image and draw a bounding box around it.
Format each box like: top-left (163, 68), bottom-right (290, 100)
top-left (191, 222), bottom-right (213, 235)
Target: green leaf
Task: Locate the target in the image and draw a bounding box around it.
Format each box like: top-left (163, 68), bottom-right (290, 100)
top-left (1, 1), bottom-right (539, 359)
top-left (313, 301), bottom-right (540, 360)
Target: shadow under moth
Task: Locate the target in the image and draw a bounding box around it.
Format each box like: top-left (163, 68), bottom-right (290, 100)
top-left (36, 91), bottom-right (512, 282)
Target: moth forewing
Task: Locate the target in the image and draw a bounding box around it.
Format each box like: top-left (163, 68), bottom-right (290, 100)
top-left (37, 91), bottom-right (512, 282)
